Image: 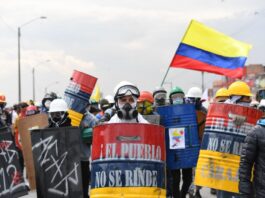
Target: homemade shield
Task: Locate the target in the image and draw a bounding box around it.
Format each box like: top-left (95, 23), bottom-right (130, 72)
top-left (31, 127), bottom-right (83, 198)
top-left (156, 104), bottom-right (200, 169)
top-left (64, 70), bottom-right (97, 126)
top-left (0, 127), bottom-right (28, 198)
top-left (17, 113), bottom-right (48, 190)
top-left (91, 123), bottom-right (166, 198)
top-left (194, 103), bottom-right (263, 193)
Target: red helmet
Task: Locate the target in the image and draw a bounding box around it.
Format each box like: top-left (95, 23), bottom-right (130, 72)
top-left (0, 93), bottom-right (6, 103)
top-left (138, 91), bottom-right (154, 103)
top-left (26, 105), bottom-right (38, 116)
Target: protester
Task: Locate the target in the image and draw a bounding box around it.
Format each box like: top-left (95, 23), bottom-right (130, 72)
top-left (167, 86), bottom-right (194, 198)
top-left (41, 92), bottom-right (58, 113)
top-left (25, 105), bottom-right (39, 116)
top-left (182, 87), bottom-right (204, 198)
top-left (88, 99), bottom-right (101, 116)
top-left (47, 99), bottom-right (71, 128)
top-left (96, 98), bottom-right (110, 120)
top-left (153, 86), bottom-right (168, 107)
top-left (137, 91), bottom-right (155, 115)
top-left (13, 102), bottom-right (28, 176)
top-left (217, 81), bottom-right (252, 198)
top-left (214, 87), bottom-right (230, 103)
top-left (169, 86), bottom-right (185, 105)
top-left (0, 93), bottom-right (12, 128)
top-left (225, 81), bottom-right (252, 106)
top-left (108, 81), bottom-right (148, 123)
top-left (239, 99), bottom-right (265, 198)
top-left (80, 102), bottom-right (99, 198)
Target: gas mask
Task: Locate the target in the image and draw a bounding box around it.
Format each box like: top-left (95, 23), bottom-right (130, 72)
top-left (154, 92), bottom-right (167, 106)
top-left (117, 101), bottom-right (138, 120)
top-left (137, 101), bottom-right (153, 115)
top-left (49, 111), bottom-right (67, 127)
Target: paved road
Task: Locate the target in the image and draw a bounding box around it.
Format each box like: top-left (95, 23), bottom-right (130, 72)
top-left (21, 187), bottom-right (216, 198)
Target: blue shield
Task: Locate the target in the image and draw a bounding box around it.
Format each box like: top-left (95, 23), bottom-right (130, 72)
top-left (156, 104), bottom-right (200, 169)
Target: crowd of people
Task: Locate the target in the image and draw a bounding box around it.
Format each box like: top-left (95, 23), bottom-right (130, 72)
top-left (1, 79), bottom-right (265, 198)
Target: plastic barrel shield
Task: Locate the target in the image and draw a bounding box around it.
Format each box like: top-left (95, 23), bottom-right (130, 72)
top-left (194, 103), bottom-right (263, 193)
top-left (91, 123), bottom-right (166, 198)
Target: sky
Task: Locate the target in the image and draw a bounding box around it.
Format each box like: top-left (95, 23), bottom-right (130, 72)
top-left (1, 0), bottom-right (265, 105)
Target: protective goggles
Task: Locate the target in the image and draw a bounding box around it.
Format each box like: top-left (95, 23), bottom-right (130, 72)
top-left (154, 92), bottom-right (166, 100)
top-left (116, 85), bottom-right (140, 98)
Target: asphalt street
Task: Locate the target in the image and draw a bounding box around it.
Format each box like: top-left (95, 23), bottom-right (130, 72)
top-left (21, 187), bottom-right (216, 198)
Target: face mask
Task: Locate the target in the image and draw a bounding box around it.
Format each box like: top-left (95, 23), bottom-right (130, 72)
top-left (45, 100), bottom-right (51, 109)
top-left (117, 102), bottom-right (138, 120)
top-left (237, 102), bottom-right (250, 107)
top-left (173, 97), bottom-right (184, 105)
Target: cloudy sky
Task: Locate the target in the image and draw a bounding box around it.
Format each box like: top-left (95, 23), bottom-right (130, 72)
top-left (1, 0), bottom-right (265, 105)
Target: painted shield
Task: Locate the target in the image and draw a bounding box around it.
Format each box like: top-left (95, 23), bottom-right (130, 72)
top-left (156, 104), bottom-right (200, 169)
top-left (91, 123), bottom-right (166, 198)
top-left (194, 103), bottom-right (263, 193)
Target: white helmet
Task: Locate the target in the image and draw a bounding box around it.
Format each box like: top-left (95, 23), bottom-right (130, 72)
top-left (48, 99), bottom-right (68, 113)
top-left (105, 95), bottom-right (114, 104)
top-left (186, 87), bottom-right (202, 98)
top-left (258, 99), bottom-right (265, 109)
top-left (113, 81), bottom-right (140, 100)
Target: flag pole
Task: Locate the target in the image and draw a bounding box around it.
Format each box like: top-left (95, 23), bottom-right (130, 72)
top-left (201, 72), bottom-right (205, 91)
top-left (161, 66), bottom-right (170, 86)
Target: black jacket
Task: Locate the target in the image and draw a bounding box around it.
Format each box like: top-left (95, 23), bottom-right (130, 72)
top-left (239, 123), bottom-right (265, 198)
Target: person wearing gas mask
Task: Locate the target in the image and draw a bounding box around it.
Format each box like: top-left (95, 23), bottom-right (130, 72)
top-left (137, 91), bottom-right (156, 115)
top-left (80, 102), bottom-right (99, 198)
top-left (47, 99), bottom-right (71, 128)
top-left (153, 86), bottom-right (168, 107)
top-left (108, 81), bottom-right (148, 123)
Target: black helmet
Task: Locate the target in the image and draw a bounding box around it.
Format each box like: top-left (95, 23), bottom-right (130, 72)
top-left (99, 98), bottom-right (110, 111)
top-left (42, 92), bottom-right (58, 108)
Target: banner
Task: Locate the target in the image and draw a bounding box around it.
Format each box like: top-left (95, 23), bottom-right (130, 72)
top-left (0, 127), bottom-right (28, 197)
top-left (31, 127), bottom-right (83, 198)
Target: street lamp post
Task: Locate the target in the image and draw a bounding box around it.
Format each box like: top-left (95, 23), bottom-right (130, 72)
top-left (18, 16), bottom-right (47, 102)
top-left (32, 59), bottom-right (50, 101)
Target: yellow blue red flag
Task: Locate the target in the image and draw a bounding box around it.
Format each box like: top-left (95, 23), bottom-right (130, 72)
top-left (170, 20), bottom-right (252, 78)
top-left (90, 84), bottom-right (101, 102)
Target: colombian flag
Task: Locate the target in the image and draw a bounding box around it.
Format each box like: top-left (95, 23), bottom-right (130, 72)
top-left (170, 20), bottom-right (252, 78)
